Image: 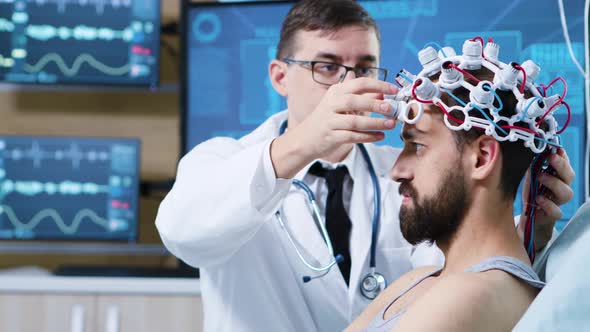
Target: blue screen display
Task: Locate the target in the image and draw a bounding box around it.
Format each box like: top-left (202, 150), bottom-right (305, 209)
top-left (0, 0), bottom-right (160, 87)
top-left (0, 136), bottom-right (140, 241)
top-left (184, 0), bottom-right (587, 229)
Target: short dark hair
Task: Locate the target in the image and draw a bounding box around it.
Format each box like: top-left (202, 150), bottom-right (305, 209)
top-left (437, 67), bottom-right (535, 200)
top-left (276, 0), bottom-right (380, 59)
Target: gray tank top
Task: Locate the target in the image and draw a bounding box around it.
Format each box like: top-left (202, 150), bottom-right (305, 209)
top-left (362, 256), bottom-right (545, 332)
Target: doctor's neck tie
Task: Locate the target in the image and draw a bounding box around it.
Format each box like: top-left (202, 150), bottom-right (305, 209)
top-left (308, 162), bottom-right (353, 286)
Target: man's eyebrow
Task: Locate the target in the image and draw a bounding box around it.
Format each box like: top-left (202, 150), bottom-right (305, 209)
top-left (358, 55), bottom-right (377, 64)
top-left (314, 53), bottom-right (342, 62)
top-left (313, 53), bottom-right (377, 64)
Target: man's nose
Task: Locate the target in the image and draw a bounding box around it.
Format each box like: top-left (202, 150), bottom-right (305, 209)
top-left (340, 68), bottom-right (357, 82)
top-left (390, 157), bottom-right (413, 183)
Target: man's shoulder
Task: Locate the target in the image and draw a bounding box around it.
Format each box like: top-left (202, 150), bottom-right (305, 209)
top-left (395, 270), bottom-right (538, 331)
top-left (344, 266), bottom-right (439, 332)
top-left (373, 266), bottom-right (441, 307)
top-left (428, 270), bottom-right (536, 307)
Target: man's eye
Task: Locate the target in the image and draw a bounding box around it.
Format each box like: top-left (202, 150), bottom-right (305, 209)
top-left (357, 67), bottom-right (374, 76)
top-left (414, 143), bottom-right (425, 152)
top-left (316, 64), bottom-right (338, 72)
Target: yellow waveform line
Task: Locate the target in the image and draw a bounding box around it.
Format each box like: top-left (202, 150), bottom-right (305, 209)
top-left (23, 53), bottom-right (130, 77)
top-left (0, 204), bottom-right (109, 235)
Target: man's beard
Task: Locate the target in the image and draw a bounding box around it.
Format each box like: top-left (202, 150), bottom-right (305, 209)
top-left (398, 165), bottom-right (469, 246)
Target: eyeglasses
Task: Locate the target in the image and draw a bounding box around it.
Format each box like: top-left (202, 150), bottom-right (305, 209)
top-left (282, 59), bottom-right (388, 86)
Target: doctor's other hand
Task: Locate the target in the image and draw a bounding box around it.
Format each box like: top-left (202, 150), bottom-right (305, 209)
top-left (271, 77), bottom-right (398, 179)
top-left (517, 148), bottom-right (575, 250)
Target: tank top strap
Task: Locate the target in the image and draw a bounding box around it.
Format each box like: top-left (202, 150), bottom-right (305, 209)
top-left (465, 256), bottom-right (545, 289)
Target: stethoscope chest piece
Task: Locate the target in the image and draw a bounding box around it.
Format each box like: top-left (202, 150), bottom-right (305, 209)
top-left (360, 271), bottom-right (387, 300)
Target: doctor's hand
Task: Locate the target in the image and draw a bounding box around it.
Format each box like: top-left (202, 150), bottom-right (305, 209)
top-left (271, 78), bottom-right (398, 179)
top-left (517, 148), bottom-right (575, 251)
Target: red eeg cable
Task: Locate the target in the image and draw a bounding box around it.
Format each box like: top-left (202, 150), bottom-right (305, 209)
top-left (522, 149), bottom-right (554, 262)
top-left (556, 101), bottom-right (571, 134)
top-left (545, 77), bottom-right (568, 101)
top-left (539, 83), bottom-right (547, 96)
top-left (448, 63), bottom-right (481, 83)
top-left (538, 77), bottom-right (567, 103)
top-left (436, 101), bottom-right (465, 126)
top-left (501, 125), bottom-right (540, 136)
top-left (513, 64), bottom-right (527, 94)
top-left (471, 36), bottom-right (485, 58)
top-left (536, 77), bottom-right (568, 129)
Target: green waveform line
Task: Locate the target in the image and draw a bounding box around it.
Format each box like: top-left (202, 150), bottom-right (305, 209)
top-left (1, 180), bottom-right (110, 196)
top-left (24, 53), bottom-right (130, 76)
top-left (0, 204), bottom-right (109, 235)
top-left (26, 24), bottom-right (133, 42)
top-left (0, 18), bottom-right (14, 32)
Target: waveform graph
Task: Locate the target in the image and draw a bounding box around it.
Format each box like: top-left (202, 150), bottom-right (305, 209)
top-left (0, 139), bottom-right (111, 169)
top-left (0, 192), bottom-right (132, 240)
top-left (23, 52), bottom-right (132, 78)
top-left (0, 136), bottom-right (139, 241)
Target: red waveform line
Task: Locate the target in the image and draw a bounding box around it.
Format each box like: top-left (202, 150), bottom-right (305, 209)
top-left (132, 45), bottom-right (152, 56)
top-left (110, 199), bottom-right (130, 209)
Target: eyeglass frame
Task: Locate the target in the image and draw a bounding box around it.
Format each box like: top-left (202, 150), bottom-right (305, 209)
top-left (281, 58), bottom-right (389, 86)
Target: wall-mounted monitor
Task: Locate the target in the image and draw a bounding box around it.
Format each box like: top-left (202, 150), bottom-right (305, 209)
top-left (0, 0), bottom-right (160, 87)
top-left (0, 136), bottom-right (140, 242)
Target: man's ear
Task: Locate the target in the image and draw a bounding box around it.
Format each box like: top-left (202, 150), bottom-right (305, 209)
top-left (469, 135), bottom-right (501, 181)
top-left (269, 59), bottom-right (288, 97)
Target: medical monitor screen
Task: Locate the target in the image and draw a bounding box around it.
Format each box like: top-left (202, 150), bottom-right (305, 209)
top-left (0, 136), bottom-right (140, 241)
top-left (0, 0), bottom-right (160, 87)
top-left (183, 0), bottom-right (587, 229)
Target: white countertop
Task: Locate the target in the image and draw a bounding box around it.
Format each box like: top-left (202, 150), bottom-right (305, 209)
top-left (0, 275), bottom-right (201, 296)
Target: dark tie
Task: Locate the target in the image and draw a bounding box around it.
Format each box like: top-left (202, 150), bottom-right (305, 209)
top-left (308, 162), bottom-right (353, 286)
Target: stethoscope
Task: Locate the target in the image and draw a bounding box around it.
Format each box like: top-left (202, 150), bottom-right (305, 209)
top-left (275, 120), bottom-right (387, 300)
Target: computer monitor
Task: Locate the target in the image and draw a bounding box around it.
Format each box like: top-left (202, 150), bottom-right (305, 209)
top-left (182, 0), bottom-right (587, 228)
top-left (0, 136), bottom-right (140, 241)
top-left (0, 0), bottom-right (160, 87)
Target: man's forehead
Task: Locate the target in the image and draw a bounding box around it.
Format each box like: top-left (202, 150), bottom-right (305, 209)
top-left (401, 106), bottom-right (446, 139)
top-left (292, 27), bottom-right (379, 60)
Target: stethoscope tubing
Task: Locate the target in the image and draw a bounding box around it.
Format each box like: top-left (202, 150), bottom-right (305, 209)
top-left (276, 120), bottom-right (381, 271)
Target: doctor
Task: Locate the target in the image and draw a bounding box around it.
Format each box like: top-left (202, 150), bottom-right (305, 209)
top-left (156, 1), bottom-right (575, 331)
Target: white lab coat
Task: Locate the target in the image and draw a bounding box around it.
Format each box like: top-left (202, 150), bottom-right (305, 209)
top-left (156, 111), bottom-right (444, 332)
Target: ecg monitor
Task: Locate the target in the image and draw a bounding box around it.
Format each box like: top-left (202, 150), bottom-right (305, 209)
top-left (0, 136), bottom-right (140, 241)
top-left (0, 0), bottom-right (160, 87)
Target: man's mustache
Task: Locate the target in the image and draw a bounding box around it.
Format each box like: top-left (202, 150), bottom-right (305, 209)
top-left (399, 181), bottom-right (417, 199)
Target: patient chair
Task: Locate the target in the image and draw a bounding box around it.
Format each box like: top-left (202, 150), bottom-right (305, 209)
top-left (513, 201), bottom-right (590, 331)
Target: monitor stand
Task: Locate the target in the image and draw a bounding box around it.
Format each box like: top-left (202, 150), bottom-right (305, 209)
top-left (54, 263), bottom-right (199, 278)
